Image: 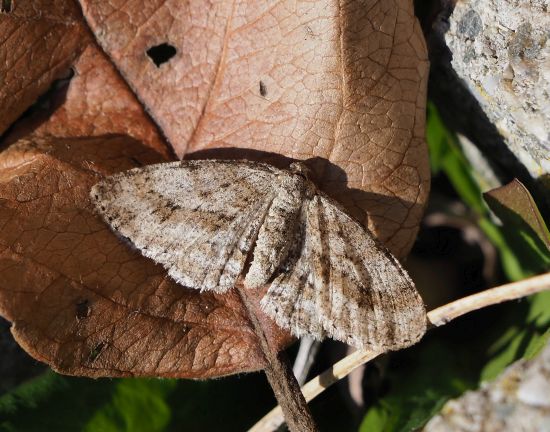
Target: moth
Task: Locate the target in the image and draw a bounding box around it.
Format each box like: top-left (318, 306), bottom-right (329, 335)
top-left (91, 160), bottom-right (426, 351)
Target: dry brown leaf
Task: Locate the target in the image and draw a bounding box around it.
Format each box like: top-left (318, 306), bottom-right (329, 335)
top-left (0, 0), bottom-right (89, 135)
top-left (34, 45), bottom-right (170, 158)
top-left (1, 6), bottom-right (292, 379)
top-left (0, 135), bottom-right (291, 378)
top-left (0, 0), bottom-right (430, 384)
top-left (79, 0), bottom-right (430, 257)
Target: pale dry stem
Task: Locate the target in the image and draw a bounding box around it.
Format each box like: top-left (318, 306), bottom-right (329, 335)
top-left (249, 272), bottom-right (550, 432)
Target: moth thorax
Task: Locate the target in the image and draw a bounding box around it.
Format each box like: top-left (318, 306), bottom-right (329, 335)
top-left (278, 168), bottom-right (315, 200)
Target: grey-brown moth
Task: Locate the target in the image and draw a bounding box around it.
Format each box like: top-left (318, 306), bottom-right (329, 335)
top-left (90, 159), bottom-right (426, 351)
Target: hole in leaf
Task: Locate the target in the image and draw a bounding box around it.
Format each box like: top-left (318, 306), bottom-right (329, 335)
top-left (1, 0), bottom-right (13, 13)
top-left (259, 80), bottom-right (267, 97)
top-left (76, 299), bottom-right (91, 320)
top-left (146, 43), bottom-right (177, 67)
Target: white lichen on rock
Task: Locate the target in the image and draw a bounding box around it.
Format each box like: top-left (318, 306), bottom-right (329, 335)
top-left (445, 0), bottom-right (550, 178)
top-left (424, 340), bottom-right (550, 431)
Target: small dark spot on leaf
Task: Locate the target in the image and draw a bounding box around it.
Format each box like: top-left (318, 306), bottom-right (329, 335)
top-left (1, 0), bottom-right (13, 13)
top-left (88, 342), bottom-right (106, 362)
top-left (76, 299), bottom-right (91, 320)
top-left (259, 80), bottom-right (267, 97)
top-left (146, 43), bottom-right (177, 67)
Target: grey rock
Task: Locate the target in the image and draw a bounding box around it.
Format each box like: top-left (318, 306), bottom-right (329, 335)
top-left (424, 340), bottom-right (550, 431)
top-left (445, 0), bottom-right (550, 180)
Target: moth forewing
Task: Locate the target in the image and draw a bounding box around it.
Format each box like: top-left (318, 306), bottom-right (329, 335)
top-left (91, 159), bottom-right (426, 351)
top-left (91, 160), bottom-right (278, 293)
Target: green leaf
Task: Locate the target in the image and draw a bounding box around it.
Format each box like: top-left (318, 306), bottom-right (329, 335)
top-left (425, 105), bottom-right (550, 374)
top-left (425, 103), bottom-right (549, 281)
top-left (0, 370), bottom-right (288, 432)
top-left (0, 372), bottom-right (175, 432)
top-left (524, 327), bottom-right (550, 360)
top-left (1, 372), bottom-right (116, 432)
top-left (84, 379), bottom-right (176, 432)
top-left (359, 337), bottom-right (476, 432)
top-left (482, 290), bottom-right (550, 380)
top-left (426, 104), bottom-right (486, 213)
top-left (484, 179), bottom-right (550, 249)
top-left (483, 179), bottom-right (550, 276)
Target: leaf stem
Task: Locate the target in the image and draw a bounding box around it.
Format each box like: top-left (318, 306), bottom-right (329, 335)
top-left (249, 272), bottom-right (550, 432)
top-left (236, 287), bottom-right (318, 432)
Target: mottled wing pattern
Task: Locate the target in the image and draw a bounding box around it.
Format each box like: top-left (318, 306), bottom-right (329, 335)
top-left (261, 194), bottom-right (427, 351)
top-left (91, 160), bottom-right (279, 293)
